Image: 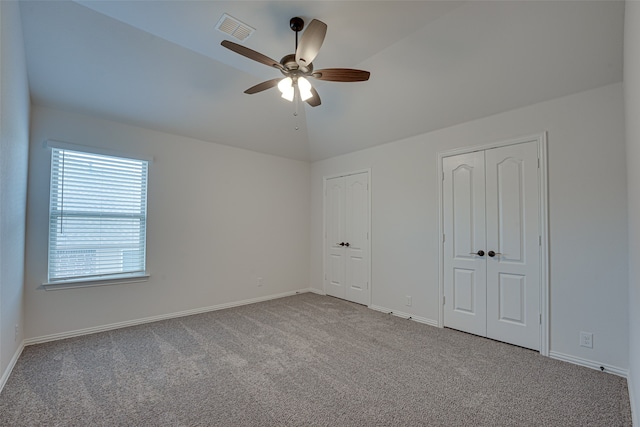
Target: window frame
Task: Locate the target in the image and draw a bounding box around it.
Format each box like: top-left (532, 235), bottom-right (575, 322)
top-left (43, 140), bottom-right (151, 290)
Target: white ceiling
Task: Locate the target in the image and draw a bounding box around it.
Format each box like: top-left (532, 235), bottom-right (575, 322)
top-left (19, 1), bottom-right (624, 161)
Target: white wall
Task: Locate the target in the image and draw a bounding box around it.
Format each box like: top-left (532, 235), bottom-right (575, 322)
top-left (24, 106), bottom-right (310, 340)
top-left (311, 83), bottom-right (628, 371)
top-left (625, 0), bottom-right (640, 423)
top-left (0, 0), bottom-right (30, 381)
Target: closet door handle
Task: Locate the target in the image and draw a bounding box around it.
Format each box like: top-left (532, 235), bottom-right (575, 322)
top-left (488, 250), bottom-right (502, 257)
top-left (338, 242), bottom-right (345, 246)
top-left (344, 242), bottom-right (350, 247)
top-left (470, 250), bottom-right (485, 256)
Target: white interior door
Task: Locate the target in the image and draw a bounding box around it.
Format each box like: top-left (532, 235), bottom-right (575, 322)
top-left (485, 142), bottom-right (540, 349)
top-left (325, 177), bottom-right (346, 300)
top-left (443, 152), bottom-right (487, 337)
top-left (345, 173), bottom-right (370, 305)
top-left (443, 141), bottom-right (541, 350)
top-left (324, 172), bottom-right (370, 305)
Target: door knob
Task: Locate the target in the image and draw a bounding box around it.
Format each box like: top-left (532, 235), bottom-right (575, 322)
top-left (345, 242), bottom-right (350, 247)
top-left (338, 242), bottom-right (345, 246)
top-left (469, 250), bottom-right (485, 256)
top-left (488, 250), bottom-right (502, 257)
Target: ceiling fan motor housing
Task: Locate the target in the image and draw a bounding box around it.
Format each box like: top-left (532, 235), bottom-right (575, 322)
top-left (280, 53), bottom-right (313, 75)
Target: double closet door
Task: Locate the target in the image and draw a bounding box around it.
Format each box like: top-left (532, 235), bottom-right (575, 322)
top-left (324, 172), bottom-right (370, 306)
top-left (443, 141), bottom-right (541, 350)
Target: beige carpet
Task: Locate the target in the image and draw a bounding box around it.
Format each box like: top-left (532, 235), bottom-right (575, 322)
top-left (0, 293), bottom-right (632, 426)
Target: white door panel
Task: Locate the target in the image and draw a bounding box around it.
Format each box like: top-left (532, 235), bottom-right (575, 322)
top-left (485, 142), bottom-right (540, 350)
top-left (453, 268), bottom-right (477, 313)
top-left (497, 273), bottom-right (526, 324)
top-left (443, 152), bottom-right (487, 337)
top-left (345, 173), bottom-right (369, 305)
top-left (325, 178), bottom-right (346, 299)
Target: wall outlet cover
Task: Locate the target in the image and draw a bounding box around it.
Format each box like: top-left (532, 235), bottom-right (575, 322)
top-left (579, 331), bottom-right (593, 348)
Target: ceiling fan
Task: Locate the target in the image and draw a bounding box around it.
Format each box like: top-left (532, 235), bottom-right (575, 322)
top-left (221, 17), bottom-right (370, 107)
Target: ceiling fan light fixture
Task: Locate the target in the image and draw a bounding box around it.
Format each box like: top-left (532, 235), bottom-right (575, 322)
top-left (297, 77), bottom-right (313, 102)
top-left (278, 77), bottom-right (294, 101)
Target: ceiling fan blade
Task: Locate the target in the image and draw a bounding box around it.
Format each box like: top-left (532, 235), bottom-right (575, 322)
top-left (221, 40), bottom-right (284, 71)
top-left (295, 19), bottom-right (327, 68)
top-left (312, 68), bottom-right (371, 82)
top-left (305, 86), bottom-right (321, 107)
top-left (244, 78), bottom-right (282, 94)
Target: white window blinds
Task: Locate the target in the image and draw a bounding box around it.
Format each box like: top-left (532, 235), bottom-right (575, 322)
top-left (48, 148), bottom-right (148, 283)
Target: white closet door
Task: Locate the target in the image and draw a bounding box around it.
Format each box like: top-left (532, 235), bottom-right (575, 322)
top-left (443, 142), bottom-right (541, 351)
top-left (345, 173), bottom-right (370, 306)
top-left (443, 152), bottom-right (487, 337)
top-left (324, 172), bottom-right (370, 305)
top-left (485, 141), bottom-right (540, 350)
top-left (325, 177), bottom-right (346, 299)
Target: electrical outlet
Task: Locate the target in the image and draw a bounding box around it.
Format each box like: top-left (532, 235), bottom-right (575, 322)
top-left (257, 277), bottom-right (263, 287)
top-left (406, 296), bottom-right (412, 307)
top-left (579, 331), bottom-right (593, 348)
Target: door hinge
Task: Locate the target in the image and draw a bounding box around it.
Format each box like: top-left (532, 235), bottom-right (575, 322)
top-left (443, 234), bottom-right (446, 243)
top-left (539, 313), bottom-right (542, 324)
top-left (443, 295), bottom-right (446, 305)
top-left (538, 158), bottom-right (540, 169)
top-left (539, 235), bottom-right (541, 246)
top-left (442, 171), bottom-right (445, 181)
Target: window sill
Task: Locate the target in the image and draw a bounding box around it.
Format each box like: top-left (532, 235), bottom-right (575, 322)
top-left (42, 273), bottom-right (150, 291)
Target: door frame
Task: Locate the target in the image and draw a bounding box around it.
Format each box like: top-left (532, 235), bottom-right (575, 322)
top-left (437, 133), bottom-right (549, 356)
top-left (322, 169), bottom-right (372, 306)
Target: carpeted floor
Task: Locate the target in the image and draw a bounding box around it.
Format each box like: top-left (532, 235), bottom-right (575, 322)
top-left (0, 293), bottom-right (632, 426)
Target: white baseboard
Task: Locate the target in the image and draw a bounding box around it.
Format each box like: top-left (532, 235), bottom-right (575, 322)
top-left (0, 341), bottom-right (25, 394)
top-left (549, 351), bottom-right (628, 378)
top-left (369, 305), bottom-right (439, 327)
top-left (24, 288), bottom-right (311, 346)
top-left (307, 288), bottom-right (326, 296)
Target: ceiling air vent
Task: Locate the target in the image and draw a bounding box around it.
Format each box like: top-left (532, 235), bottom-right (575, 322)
top-left (216, 14), bottom-right (255, 42)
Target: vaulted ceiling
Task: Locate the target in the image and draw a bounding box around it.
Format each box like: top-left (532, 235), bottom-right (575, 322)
top-left (19, 1), bottom-right (624, 161)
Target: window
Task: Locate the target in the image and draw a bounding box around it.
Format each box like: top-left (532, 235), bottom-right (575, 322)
top-left (47, 147), bottom-right (148, 285)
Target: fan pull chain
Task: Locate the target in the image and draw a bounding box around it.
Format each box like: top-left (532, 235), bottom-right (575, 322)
top-left (293, 86), bottom-right (300, 130)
